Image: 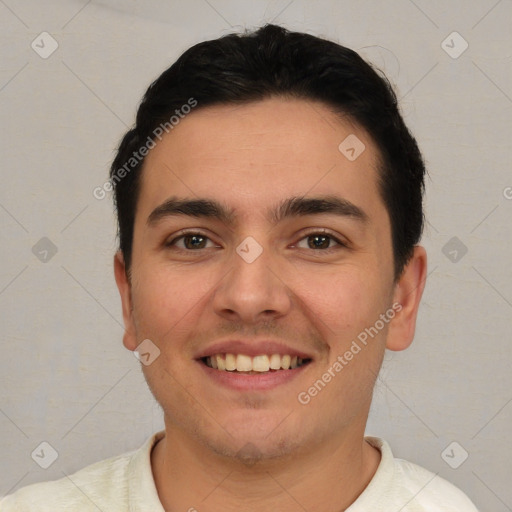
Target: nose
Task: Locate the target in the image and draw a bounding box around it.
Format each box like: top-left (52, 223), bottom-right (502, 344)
top-left (212, 241), bottom-right (293, 324)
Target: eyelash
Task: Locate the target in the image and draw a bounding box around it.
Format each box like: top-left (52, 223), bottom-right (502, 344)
top-left (294, 230), bottom-right (347, 251)
top-left (166, 229), bottom-right (347, 252)
top-left (166, 231), bottom-right (219, 250)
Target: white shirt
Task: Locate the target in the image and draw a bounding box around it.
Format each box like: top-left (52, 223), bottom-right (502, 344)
top-left (1, 431), bottom-right (479, 511)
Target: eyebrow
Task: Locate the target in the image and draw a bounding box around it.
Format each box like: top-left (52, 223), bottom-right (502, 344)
top-left (146, 195), bottom-right (368, 227)
top-left (271, 195), bottom-right (368, 224)
top-left (147, 198), bottom-right (235, 226)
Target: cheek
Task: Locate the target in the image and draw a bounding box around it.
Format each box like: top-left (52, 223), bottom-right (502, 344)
top-left (292, 265), bottom-right (379, 337)
top-left (130, 260), bottom-right (216, 340)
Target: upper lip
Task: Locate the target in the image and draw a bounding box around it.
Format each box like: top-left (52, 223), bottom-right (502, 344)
top-left (195, 340), bottom-right (314, 360)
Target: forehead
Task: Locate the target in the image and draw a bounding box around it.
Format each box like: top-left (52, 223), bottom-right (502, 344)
top-left (137, 98), bottom-right (384, 223)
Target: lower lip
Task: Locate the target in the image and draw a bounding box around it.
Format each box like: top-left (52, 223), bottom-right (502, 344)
top-left (197, 360), bottom-right (310, 391)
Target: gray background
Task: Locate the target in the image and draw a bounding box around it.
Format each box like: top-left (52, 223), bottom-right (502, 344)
top-left (1, 1), bottom-right (511, 510)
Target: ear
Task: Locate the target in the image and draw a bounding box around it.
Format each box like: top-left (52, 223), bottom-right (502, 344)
top-left (114, 251), bottom-right (138, 351)
top-left (386, 246), bottom-right (427, 351)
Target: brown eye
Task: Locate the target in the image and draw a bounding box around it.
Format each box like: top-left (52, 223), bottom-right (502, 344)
top-left (183, 235), bottom-right (208, 249)
top-left (168, 233), bottom-right (218, 250)
top-left (307, 235), bottom-right (331, 249)
top-left (296, 233), bottom-right (342, 250)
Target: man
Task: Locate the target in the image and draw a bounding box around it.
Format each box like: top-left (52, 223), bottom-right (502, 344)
top-left (1, 24), bottom-right (479, 511)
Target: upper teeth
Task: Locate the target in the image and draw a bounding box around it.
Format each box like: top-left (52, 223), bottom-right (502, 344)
top-left (205, 354), bottom-right (304, 372)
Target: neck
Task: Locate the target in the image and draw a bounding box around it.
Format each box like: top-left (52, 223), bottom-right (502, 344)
top-left (151, 420), bottom-right (381, 512)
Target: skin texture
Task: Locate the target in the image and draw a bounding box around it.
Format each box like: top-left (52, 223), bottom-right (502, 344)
top-left (114, 98), bottom-right (427, 511)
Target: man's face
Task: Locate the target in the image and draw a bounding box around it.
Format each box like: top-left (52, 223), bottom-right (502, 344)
top-left (116, 98), bottom-right (416, 460)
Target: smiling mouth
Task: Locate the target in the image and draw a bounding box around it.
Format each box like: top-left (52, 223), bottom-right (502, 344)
top-left (200, 354), bottom-right (312, 373)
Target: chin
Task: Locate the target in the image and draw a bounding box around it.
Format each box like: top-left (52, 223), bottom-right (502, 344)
top-left (204, 431), bottom-right (303, 464)
top-left (222, 406), bottom-right (294, 438)
top-left (201, 412), bottom-right (306, 462)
